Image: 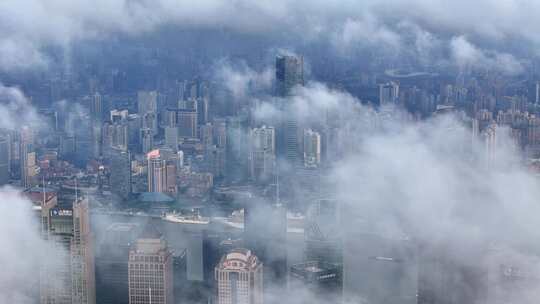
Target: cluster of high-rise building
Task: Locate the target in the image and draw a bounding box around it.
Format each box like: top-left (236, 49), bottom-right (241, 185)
top-left (6, 49), bottom-right (540, 304)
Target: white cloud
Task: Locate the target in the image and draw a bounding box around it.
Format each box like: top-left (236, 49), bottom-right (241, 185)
top-left (450, 36), bottom-right (524, 75)
top-left (0, 83), bottom-right (44, 130)
top-left (334, 16), bottom-right (402, 55)
top-left (0, 187), bottom-right (47, 304)
top-left (214, 61), bottom-right (273, 100)
top-left (0, 0), bottom-right (539, 71)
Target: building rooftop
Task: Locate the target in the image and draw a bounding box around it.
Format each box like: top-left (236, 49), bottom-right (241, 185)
top-left (290, 261), bottom-right (341, 283)
top-left (107, 222), bottom-right (139, 232)
top-left (291, 261), bottom-right (338, 274)
top-left (218, 248), bottom-right (261, 271)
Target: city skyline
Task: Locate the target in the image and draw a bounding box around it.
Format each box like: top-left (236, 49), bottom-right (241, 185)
top-left (3, 1), bottom-right (540, 304)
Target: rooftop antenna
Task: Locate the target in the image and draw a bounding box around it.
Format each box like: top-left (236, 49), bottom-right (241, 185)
top-left (75, 177), bottom-right (78, 202)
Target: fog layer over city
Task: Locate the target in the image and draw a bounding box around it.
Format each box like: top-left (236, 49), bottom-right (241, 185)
top-left (1, 1), bottom-right (540, 304)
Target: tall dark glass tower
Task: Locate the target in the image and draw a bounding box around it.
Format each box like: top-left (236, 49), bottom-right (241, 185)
top-left (109, 148), bottom-right (131, 200)
top-left (275, 55), bottom-right (304, 97)
top-left (275, 55), bottom-right (305, 173)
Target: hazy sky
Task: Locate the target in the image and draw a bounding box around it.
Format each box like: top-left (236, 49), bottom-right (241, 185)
top-left (0, 0), bottom-right (538, 72)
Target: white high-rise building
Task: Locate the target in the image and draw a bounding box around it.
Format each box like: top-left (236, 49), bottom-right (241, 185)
top-left (147, 150), bottom-right (167, 193)
top-left (379, 82), bottom-right (400, 105)
top-left (215, 249), bottom-right (263, 304)
top-left (137, 91), bottom-right (158, 135)
top-left (128, 235), bottom-right (173, 304)
top-left (303, 129), bottom-right (321, 168)
top-left (248, 126), bottom-right (275, 182)
top-left (41, 198), bottom-right (95, 304)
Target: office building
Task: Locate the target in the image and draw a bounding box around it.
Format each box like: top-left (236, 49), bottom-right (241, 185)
top-left (285, 119), bottom-right (299, 166)
top-left (197, 96), bottom-right (209, 125)
top-left (200, 123), bottom-right (213, 149)
top-left (147, 149), bottom-right (177, 194)
top-left (91, 121), bottom-right (102, 158)
top-left (536, 81), bottom-right (540, 105)
top-left (0, 135), bottom-right (9, 185)
top-left (128, 229), bottom-right (173, 304)
top-left (275, 55), bottom-right (304, 167)
top-left (75, 117), bottom-right (94, 166)
top-left (41, 198), bottom-right (95, 304)
top-left (109, 148), bottom-right (132, 200)
top-left (276, 55), bottom-right (304, 97)
top-left (91, 92), bottom-right (103, 122)
top-left (244, 201), bottom-right (287, 288)
top-left (141, 128), bottom-right (154, 154)
top-left (111, 109), bottom-right (129, 122)
top-left (213, 119), bottom-right (227, 148)
top-left (303, 129), bottom-right (321, 168)
top-left (215, 248), bottom-right (263, 304)
top-left (138, 91), bottom-right (158, 115)
top-left (304, 199), bottom-right (342, 265)
top-left (147, 149), bottom-right (167, 193)
top-left (20, 126), bottom-right (37, 188)
top-left (138, 91), bottom-right (158, 135)
top-left (142, 112), bottom-right (158, 136)
top-left (102, 120), bottom-right (129, 152)
top-left (71, 198), bottom-right (96, 304)
top-left (379, 82), bottom-right (400, 105)
top-left (289, 261), bottom-right (341, 302)
top-left (96, 223), bottom-right (140, 304)
top-left (177, 109), bottom-right (198, 138)
top-left (127, 114), bottom-right (142, 151)
top-left (248, 126), bottom-right (276, 182)
top-left (165, 127), bottom-right (179, 151)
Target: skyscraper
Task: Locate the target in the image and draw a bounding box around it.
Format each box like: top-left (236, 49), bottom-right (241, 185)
top-left (20, 126), bottom-right (37, 188)
top-left (303, 129), bottom-right (321, 168)
top-left (142, 112), bottom-right (158, 136)
top-left (96, 223), bottom-right (140, 304)
top-left (289, 261), bottom-right (341, 303)
top-left (137, 91), bottom-right (158, 135)
top-left (137, 91), bottom-right (158, 115)
top-left (41, 197), bottom-right (96, 304)
top-left (128, 230), bottom-right (173, 304)
top-left (215, 248), bottom-right (263, 304)
top-left (0, 135), bottom-right (9, 185)
top-left (75, 116), bottom-right (94, 166)
top-left (199, 123), bottom-right (213, 149)
top-left (91, 92), bottom-right (103, 122)
top-left (248, 126), bottom-right (276, 182)
top-left (276, 55), bottom-right (304, 97)
top-left (284, 119), bottom-right (299, 166)
top-left (304, 199), bottom-right (342, 265)
top-left (164, 126), bottom-right (179, 151)
top-left (71, 198), bottom-right (96, 304)
top-left (275, 55), bottom-right (304, 168)
top-left (244, 201), bottom-right (287, 290)
top-left (147, 149), bottom-right (167, 193)
top-left (146, 149), bottom-right (177, 194)
top-left (140, 128), bottom-right (154, 154)
top-left (177, 109), bottom-right (198, 138)
top-left (102, 120), bottom-right (129, 152)
top-left (110, 148), bottom-right (132, 200)
top-left (41, 205), bottom-right (73, 304)
top-left (379, 82), bottom-right (400, 105)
